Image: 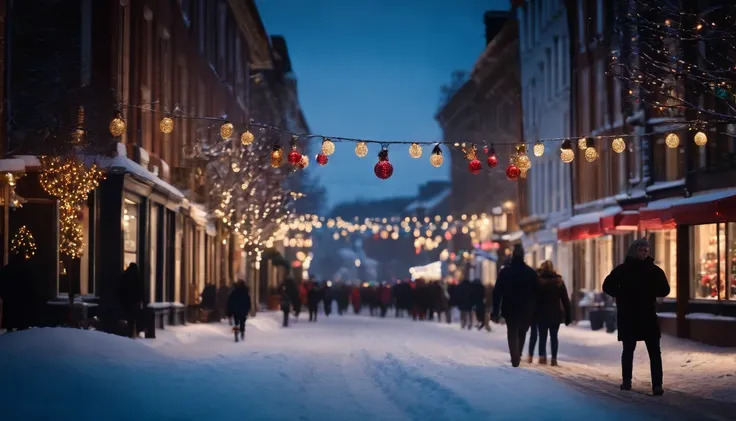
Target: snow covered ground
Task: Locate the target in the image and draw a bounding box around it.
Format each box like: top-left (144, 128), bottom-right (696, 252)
top-left (0, 313), bottom-right (734, 421)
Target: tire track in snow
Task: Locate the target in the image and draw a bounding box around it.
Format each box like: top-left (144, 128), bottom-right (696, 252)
top-left (361, 351), bottom-right (492, 421)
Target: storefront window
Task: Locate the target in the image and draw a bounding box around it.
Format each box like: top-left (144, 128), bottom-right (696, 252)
top-left (123, 199), bottom-right (138, 267)
top-left (652, 229), bottom-right (677, 298)
top-left (691, 224), bottom-right (726, 299)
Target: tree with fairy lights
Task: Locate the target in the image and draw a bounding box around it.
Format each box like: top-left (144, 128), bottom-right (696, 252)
top-left (610, 0), bottom-right (736, 127)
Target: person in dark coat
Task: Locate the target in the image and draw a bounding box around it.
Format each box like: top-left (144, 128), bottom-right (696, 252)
top-left (307, 282), bottom-right (322, 322)
top-left (0, 253), bottom-right (34, 332)
top-left (351, 285), bottom-right (362, 314)
top-left (323, 282), bottom-right (334, 317)
top-left (227, 280), bottom-right (251, 342)
top-left (118, 263), bottom-right (145, 339)
top-left (456, 279), bottom-right (473, 329)
top-left (471, 280), bottom-right (486, 330)
top-left (532, 261), bottom-right (572, 366)
top-left (280, 283), bottom-right (292, 328)
top-left (603, 238), bottom-right (670, 396)
top-left (491, 245), bottom-right (539, 367)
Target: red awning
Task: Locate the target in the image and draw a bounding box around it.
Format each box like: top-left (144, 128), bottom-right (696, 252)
top-left (638, 207), bottom-right (676, 231)
top-left (557, 207), bottom-right (621, 241)
top-left (718, 194), bottom-right (736, 221)
top-left (601, 211), bottom-right (640, 231)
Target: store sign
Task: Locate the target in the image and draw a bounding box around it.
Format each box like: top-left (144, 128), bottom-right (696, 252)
top-left (473, 241), bottom-right (500, 251)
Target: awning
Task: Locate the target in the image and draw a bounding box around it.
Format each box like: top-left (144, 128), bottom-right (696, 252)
top-left (639, 188), bottom-right (736, 228)
top-left (600, 210), bottom-right (640, 231)
top-left (557, 206), bottom-right (620, 242)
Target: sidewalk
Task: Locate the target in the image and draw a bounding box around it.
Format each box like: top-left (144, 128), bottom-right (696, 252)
top-left (527, 322), bottom-right (736, 416)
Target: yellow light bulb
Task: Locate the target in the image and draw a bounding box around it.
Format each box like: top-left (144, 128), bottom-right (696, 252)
top-left (577, 138), bottom-right (588, 150)
top-left (321, 138), bottom-right (336, 156)
top-left (560, 148), bottom-right (575, 163)
top-left (355, 141), bottom-right (368, 158)
top-left (584, 146), bottom-right (598, 162)
top-left (241, 130), bottom-right (254, 146)
top-left (110, 116), bottom-right (126, 137)
top-left (693, 131), bottom-right (707, 146)
top-left (533, 142), bottom-right (544, 157)
top-left (430, 153), bottom-right (443, 168)
top-left (220, 122), bottom-right (234, 140)
top-left (665, 132), bottom-right (680, 148)
top-left (612, 137), bottom-right (626, 153)
top-left (409, 143), bottom-right (423, 158)
top-left (160, 116), bottom-right (174, 134)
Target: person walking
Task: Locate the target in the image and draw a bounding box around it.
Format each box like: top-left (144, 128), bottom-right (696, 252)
top-left (456, 279), bottom-right (473, 330)
top-left (280, 284), bottom-right (292, 327)
top-left (118, 263), bottom-right (145, 339)
top-left (603, 238), bottom-right (670, 396)
top-left (227, 280), bottom-right (251, 342)
top-left (307, 282), bottom-right (322, 322)
top-left (491, 245), bottom-right (539, 367)
top-left (533, 261), bottom-right (572, 365)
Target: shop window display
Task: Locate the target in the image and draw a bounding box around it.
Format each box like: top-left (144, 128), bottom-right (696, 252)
top-left (651, 229), bottom-right (677, 298)
top-left (691, 224), bottom-right (726, 299)
top-left (123, 199), bottom-right (138, 267)
top-left (729, 223), bottom-right (736, 300)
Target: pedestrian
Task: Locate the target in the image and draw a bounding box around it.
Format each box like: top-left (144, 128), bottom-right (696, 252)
top-left (491, 245), bottom-right (539, 367)
top-left (323, 282), bottom-right (334, 317)
top-left (226, 280), bottom-right (251, 342)
top-left (456, 279), bottom-right (473, 330)
top-left (533, 261), bottom-right (572, 365)
top-left (472, 279), bottom-right (486, 331)
top-left (351, 285), bottom-right (362, 314)
top-left (307, 282), bottom-right (321, 322)
top-left (118, 263), bottom-right (145, 339)
top-left (0, 253), bottom-right (34, 332)
top-left (280, 283), bottom-right (292, 328)
top-left (602, 238), bottom-right (670, 396)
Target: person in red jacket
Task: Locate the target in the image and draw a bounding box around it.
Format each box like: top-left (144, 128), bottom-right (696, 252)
top-left (351, 286), bottom-right (362, 314)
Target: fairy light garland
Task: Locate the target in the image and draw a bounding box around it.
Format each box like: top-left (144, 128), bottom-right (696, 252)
top-left (10, 225), bottom-right (37, 260)
top-left (39, 156), bottom-right (105, 258)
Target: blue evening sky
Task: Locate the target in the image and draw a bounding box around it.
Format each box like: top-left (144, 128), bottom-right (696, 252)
top-left (256, 0), bottom-right (509, 210)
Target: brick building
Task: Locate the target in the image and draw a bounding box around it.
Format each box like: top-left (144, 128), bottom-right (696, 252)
top-left (435, 12), bottom-right (523, 284)
top-left (2, 0), bottom-right (307, 331)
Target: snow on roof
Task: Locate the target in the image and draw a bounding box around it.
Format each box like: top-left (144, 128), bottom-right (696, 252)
top-left (642, 187), bottom-right (736, 211)
top-left (188, 201), bottom-right (209, 227)
top-left (0, 158), bottom-right (25, 173)
top-left (557, 206), bottom-right (622, 230)
top-left (13, 155), bottom-right (41, 168)
top-left (93, 144), bottom-right (185, 199)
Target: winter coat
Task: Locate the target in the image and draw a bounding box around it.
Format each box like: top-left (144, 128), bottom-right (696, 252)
top-left (491, 258), bottom-right (539, 324)
top-left (534, 270), bottom-right (572, 326)
top-left (455, 280), bottom-right (473, 311)
top-left (351, 288), bottom-right (361, 306)
top-left (0, 255), bottom-right (34, 330)
top-left (118, 264), bottom-right (145, 316)
top-left (227, 285), bottom-right (251, 317)
top-left (471, 282), bottom-right (485, 312)
top-left (380, 286), bottom-right (392, 305)
top-left (603, 256), bottom-right (670, 342)
top-left (200, 284), bottom-right (217, 310)
top-left (280, 293), bottom-right (292, 312)
top-left (307, 287), bottom-right (322, 308)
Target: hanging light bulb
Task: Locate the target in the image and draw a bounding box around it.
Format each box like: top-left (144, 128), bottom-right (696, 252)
top-left (533, 141), bottom-right (544, 157)
top-left (298, 155), bottom-right (309, 169)
top-left (665, 132), bottom-right (680, 149)
top-left (577, 137), bottom-right (588, 150)
top-left (408, 143), bottom-right (423, 158)
top-left (486, 146), bottom-right (498, 168)
top-left (287, 138), bottom-right (302, 166)
top-left (516, 144), bottom-right (531, 172)
top-left (584, 138), bottom-right (598, 162)
top-left (694, 131), bottom-right (708, 146)
top-left (321, 138), bottom-right (335, 156)
top-left (109, 112), bottom-right (126, 137)
top-left (612, 137), bottom-right (626, 154)
top-left (159, 115), bottom-right (174, 134)
top-left (355, 141), bottom-right (368, 158)
top-left (220, 121), bottom-right (234, 140)
top-left (374, 148), bottom-right (394, 179)
top-left (560, 139), bottom-right (575, 163)
top-left (271, 145), bottom-right (283, 168)
top-left (429, 145), bottom-right (443, 167)
top-left (241, 130), bottom-right (254, 146)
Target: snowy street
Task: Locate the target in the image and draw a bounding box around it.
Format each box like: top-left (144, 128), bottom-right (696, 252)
top-left (1, 313), bottom-right (735, 421)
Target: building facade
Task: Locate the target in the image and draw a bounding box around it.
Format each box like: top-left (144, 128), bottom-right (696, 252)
top-left (515, 0), bottom-right (573, 286)
top-left (435, 12), bottom-right (523, 285)
top-left (3, 0), bottom-right (304, 331)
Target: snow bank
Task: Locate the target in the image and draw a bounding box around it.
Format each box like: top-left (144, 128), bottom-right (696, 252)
top-left (0, 158), bottom-right (25, 173)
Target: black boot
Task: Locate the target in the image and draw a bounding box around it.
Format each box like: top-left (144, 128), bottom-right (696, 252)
top-left (620, 382), bottom-right (632, 391)
top-left (652, 385), bottom-right (664, 396)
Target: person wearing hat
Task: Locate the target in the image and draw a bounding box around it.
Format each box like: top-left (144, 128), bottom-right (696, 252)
top-left (603, 238), bottom-right (670, 396)
top-left (491, 244), bottom-right (539, 367)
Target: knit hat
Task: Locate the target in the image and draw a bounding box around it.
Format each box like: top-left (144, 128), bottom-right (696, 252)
top-left (627, 238), bottom-right (651, 258)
